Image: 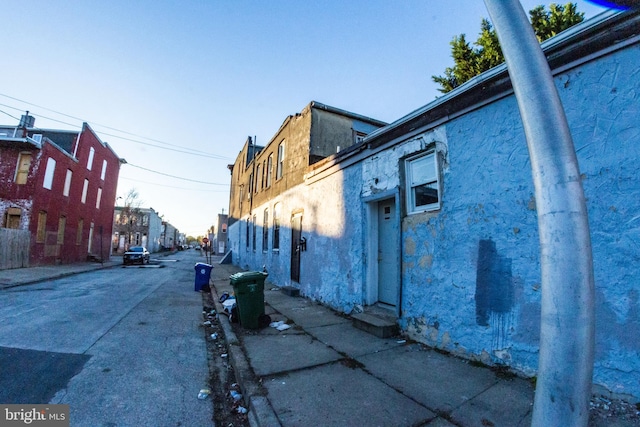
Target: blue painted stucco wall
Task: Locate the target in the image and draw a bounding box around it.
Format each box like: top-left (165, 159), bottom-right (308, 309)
top-left (388, 44), bottom-right (640, 398)
top-left (229, 41), bottom-right (640, 399)
top-left (229, 165), bottom-right (368, 314)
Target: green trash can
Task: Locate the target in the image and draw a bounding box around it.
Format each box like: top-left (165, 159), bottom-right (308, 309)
top-left (230, 271), bottom-right (268, 329)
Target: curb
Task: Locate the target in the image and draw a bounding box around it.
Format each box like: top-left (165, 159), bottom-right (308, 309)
top-left (209, 284), bottom-right (281, 427)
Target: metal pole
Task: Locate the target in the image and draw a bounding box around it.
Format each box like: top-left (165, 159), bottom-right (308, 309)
top-left (482, 1), bottom-right (595, 426)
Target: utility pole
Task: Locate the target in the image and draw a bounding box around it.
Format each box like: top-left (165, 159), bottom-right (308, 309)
top-left (483, 1), bottom-right (595, 425)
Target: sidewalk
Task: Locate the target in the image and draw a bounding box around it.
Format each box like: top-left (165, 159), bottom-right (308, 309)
top-left (209, 263), bottom-right (638, 427)
top-left (0, 260), bottom-right (118, 289)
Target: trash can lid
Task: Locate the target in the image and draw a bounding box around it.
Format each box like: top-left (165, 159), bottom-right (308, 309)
top-left (230, 271), bottom-right (267, 284)
top-left (195, 262), bottom-right (213, 268)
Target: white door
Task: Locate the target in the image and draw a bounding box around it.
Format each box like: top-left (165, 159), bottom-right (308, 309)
top-left (378, 199), bottom-right (398, 305)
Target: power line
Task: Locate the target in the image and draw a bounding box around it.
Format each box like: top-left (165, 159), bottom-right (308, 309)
top-left (0, 94), bottom-right (234, 160)
top-left (125, 163), bottom-right (228, 185)
top-left (119, 175), bottom-right (229, 192)
top-left (0, 108), bottom-right (21, 122)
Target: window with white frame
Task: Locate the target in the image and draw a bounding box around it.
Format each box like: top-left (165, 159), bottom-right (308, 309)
top-left (63, 169), bottom-right (72, 197)
top-left (96, 188), bottom-right (103, 209)
top-left (276, 141), bottom-right (284, 180)
top-left (266, 154), bottom-right (273, 188)
top-left (255, 164), bottom-right (261, 193)
top-left (100, 159), bottom-right (107, 180)
top-left (405, 151), bottom-right (440, 214)
top-left (81, 179), bottom-right (89, 204)
top-left (43, 157), bottom-right (56, 190)
top-left (87, 147), bottom-right (95, 170)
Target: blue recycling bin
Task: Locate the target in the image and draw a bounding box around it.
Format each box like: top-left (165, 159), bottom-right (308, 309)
top-left (194, 263), bottom-right (213, 291)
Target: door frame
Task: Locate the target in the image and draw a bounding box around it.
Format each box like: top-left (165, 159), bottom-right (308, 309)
top-left (363, 190), bottom-right (402, 316)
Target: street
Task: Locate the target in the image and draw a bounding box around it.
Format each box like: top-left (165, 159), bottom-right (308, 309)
top-left (0, 250), bottom-right (215, 426)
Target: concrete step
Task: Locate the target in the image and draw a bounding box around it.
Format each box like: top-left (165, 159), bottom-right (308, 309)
top-left (281, 286), bottom-right (300, 297)
top-left (351, 312), bottom-right (399, 338)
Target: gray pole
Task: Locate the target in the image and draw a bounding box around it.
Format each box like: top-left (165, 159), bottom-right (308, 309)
top-left (482, 1), bottom-right (595, 426)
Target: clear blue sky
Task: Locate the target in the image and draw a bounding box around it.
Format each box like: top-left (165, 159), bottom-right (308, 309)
top-left (1, 1), bottom-right (608, 237)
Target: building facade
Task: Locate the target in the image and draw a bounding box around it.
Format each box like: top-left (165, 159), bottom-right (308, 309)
top-left (0, 114), bottom-right (123, 267)
top-left (213, 213), bottom-right (228, 254)
top-left (226, 101), bottom-right (387, 273)
top-left (226, 11), bottom-right (640, 400)
top-left (112, 206), bottom-right (164, 253)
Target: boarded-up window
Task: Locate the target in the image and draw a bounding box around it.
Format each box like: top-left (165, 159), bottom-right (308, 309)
top-left (57, 216), bottom-right (66, 244)
top-left (96, 188), bottom-right (102, 209)
top-left (37, 211), bottom-right (47, 243)
top-left (15, 153), bottom-right (32, 184)
top-left (5, 207), bottom-right (21, 229)
top-left (77, 219), bottom-right (84, 245)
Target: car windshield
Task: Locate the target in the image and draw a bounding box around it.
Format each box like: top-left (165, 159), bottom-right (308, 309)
top-left (129, 247), bottom-right (144, 252)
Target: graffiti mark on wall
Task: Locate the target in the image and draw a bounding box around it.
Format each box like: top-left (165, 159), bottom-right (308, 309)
top-left (475, 239), bottom-right (513, 348)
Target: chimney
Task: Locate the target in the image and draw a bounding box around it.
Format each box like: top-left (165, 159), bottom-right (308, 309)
top-left (18, 112), bottom-right (35, 133)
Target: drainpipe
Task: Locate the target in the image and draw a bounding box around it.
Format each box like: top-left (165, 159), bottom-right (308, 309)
top-left (482, 1), bottom-right (595, 426)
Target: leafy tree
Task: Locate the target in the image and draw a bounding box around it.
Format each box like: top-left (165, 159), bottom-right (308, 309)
top-left (432, 3), bottom-right (584, 94)
top-left (119, 188), bottom-right (143, 249)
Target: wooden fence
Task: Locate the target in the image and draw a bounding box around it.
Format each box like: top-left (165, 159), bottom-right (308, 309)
top-left (0, 228), bottom-right (30, 270)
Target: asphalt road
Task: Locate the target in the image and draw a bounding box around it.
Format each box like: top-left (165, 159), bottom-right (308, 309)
top-left (0, 250), bottom-right (215, 426)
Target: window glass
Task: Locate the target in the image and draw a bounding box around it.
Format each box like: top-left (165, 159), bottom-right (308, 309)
top-left (252, 214), bottom-right (257, 251)
top-left (263, 209), bottom-right (269, 252)
top-left (406, 152), bottom-right (440, 213)
top-left (266, 154), bottom-right (273, 187)
top-left (273, 203), bottom-right (281, 250)
top-left (276, 142), bottom-right (285, 179)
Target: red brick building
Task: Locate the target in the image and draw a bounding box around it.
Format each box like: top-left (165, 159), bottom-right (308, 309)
top-left (0, 114), bottom-right (124, 267)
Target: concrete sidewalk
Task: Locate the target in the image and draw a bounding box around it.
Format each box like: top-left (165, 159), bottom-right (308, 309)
top-left (210, 263), bottom-right (532, 427)
top-left (209, 263), bottom-right (638, 427)
top-left (0, 260), bottom-right (119, 289)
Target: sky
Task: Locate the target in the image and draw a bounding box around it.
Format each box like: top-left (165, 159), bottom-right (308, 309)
top-left (1, 1), bottom-right (610, 237)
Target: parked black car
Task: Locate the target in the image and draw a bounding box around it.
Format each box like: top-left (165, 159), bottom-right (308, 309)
top-left (123, 246), bottom-right (150, 265)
